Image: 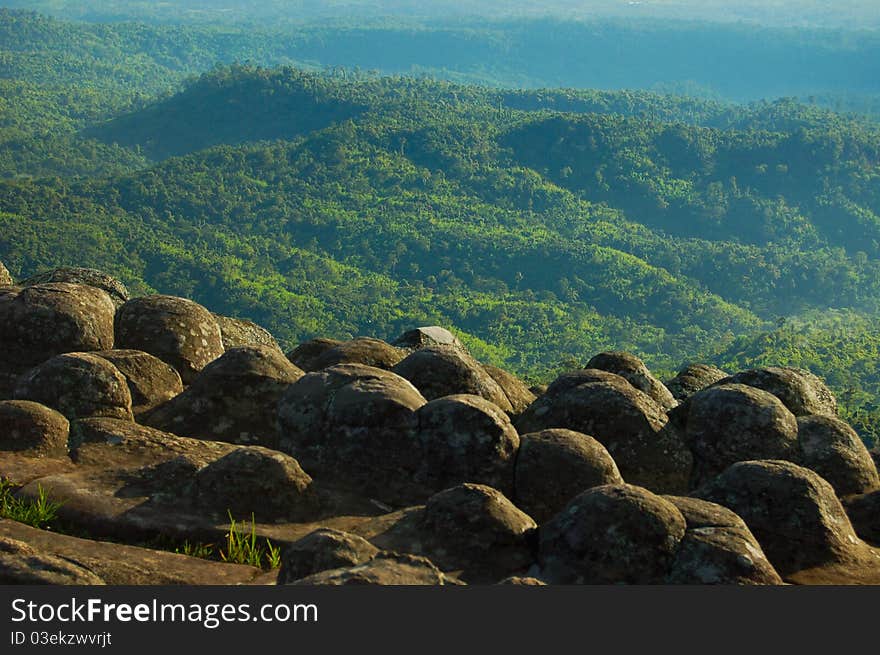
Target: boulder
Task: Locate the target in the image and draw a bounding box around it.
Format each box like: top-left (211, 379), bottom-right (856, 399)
top-left (144, 346), bottom-right (303, 447)
top-left (483, 365), bottom-right (536, 416)
top-left (529, 384), bottom-right (548, 396)
top-left (19, 267), bottom-right (129, 308)
top-left (114, 295), bottom-right (224, 384)
top-left (14, 352), bottom-right (133, 422)
top-left (0, 400), bottom-right (69, 458)
top-left (663, 496), bottom-right (782, 585)
top-left (797, 414), bottom-right (880, 496)
top-left (92, 349), bottom-right (183, 416)
top-left (517, 374), bottom-right (691, 493)
top-left (414, 395), bottom-right (520, 497)
top-left (718, 366), bottom-right (838, 417)
top-left (586, 351), bottom-right (677, 410)
top-left (842, 491), bottom-right (880, 546)
top-left (514, 428), bottom-right (623, 523)
top-left (393, 326), bottom-right (464, 350)
top-left (213, 313), bottom-right (283, 353)
top-left (538, 484), bottom-right (687, 584)
top-left (695, 460), bottom-right (868, 575)
top-left (665, 363), bottom-right (728, 402)
top-left (392, 346), bottom-right (512, 412)
top-left (0, 283), bottom-right (116, 382)
top-left (289, 552), bottom-right (457, 585)
top-left (0, 536), bottom-right (105, 585)
top-left (192, 446), bottom-right (315, 521)
top-left (276, 529), bottom-right (379, 584)
top-left (673, 383), bottom-right (799, 487)
top-left (0, 261), bottom-right (12, 286)
top-left (277, 364), bottom-right (427, 504)
top-left (308, 337), bottom-right (406, 371)
top-left (418, 484), bottom-right (536, 582)
top-left (497, 576), bottom-right (546, 585)
top-left (286, 338), bottom-right (343, 372)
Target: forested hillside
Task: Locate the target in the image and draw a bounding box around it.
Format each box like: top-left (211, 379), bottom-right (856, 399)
top-left (2, 9), bottom-right (880, 445)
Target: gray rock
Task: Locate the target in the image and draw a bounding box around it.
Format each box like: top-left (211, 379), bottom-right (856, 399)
top-left (0, 400), bottom-right (69, 458)
top-left (538, 484), bottom-right (687, 584)
top-left (114, 295), bottom-right (224, 384)
top-left (285, 338), bottom-right (343, 372)
top-left (20, 267), bottom-right (129, 308)
top-left (144, 345), bottom-right (303, 448)
top-left (15, 352), bottom-right (133, 422)
top-left (392, 346), bottom-right (513, 412)
top-left (289, 552), bottom-right (457, 585)
top-left (483, 365), bottom-right (536, 416)
top-left (514, 428), bottom-right (623, 523)
top-left (665, 363), bottom-right (728, 402)
top-left (308, 337), bottom-right (406, 371)
top-left (0, 261), bottom-right (12, 286)
top-left (213, 313), bottom-right (283, 353)
top-left (718, 367), bottom-right (838, 417)
top-left (0, 536), bottom-right (105, 585)
top-left (586, 351), bottom-right (677, 410)
top-left (393, 326), bottom-right (464, 350)
top-left (797, 414), bottom-right (880, 496)
top-left (277, 529), bottom-right (379, 584)
top-left (674, 383), bottom-right (800, 487)
top-left (842, 491), bottom-right (880, 546)
top-left (92, 349), bottom-right (184, 416)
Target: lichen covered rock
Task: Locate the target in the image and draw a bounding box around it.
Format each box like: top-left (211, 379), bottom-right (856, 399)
top-left (0, 400), bottom-right (69, 458)
top-left (20, 267), bottom-right (129, 308)
top-left (586, 351), bottom-right (677, 410)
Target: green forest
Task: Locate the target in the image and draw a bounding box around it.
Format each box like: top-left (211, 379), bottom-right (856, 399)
top-left (3, 8), bottom-right (880, 445)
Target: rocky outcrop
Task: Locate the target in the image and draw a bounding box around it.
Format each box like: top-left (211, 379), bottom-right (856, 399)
top-left (285, 338), bottom-right (343, 371)
top-left (392, 346), bottom-right (513, 412)
top-left (19, 267), bottom-right (129, 308)
top-left (517, 371), bottom-right (692, 493)
top-left (307, 337), bottom-right (406, 371)
top-left (143, 345), bottom-right (303, 447)
top-left (796, 414), bottom-right (880, 496)
top-left (14, 352), bottom-right (133, 422)
top-left (665, 363), bottom-right (727, 402)
top-left (114, 295), bottom-right (224, 384)
top-left (586, 351), bottom-right (677, 410)
top-left (483, 364), bottom-right (536, 416)
top-left (514, 428), bottom-right (622, 523)
top-left (0, 261), bottom-right (13, 286)
top-left (276, 529), bottom-right (379, 584)
top-left (91, 349), bottom-right (184, 416)
top-left (672, 383), bottom-right (799, 487)
top-left (717, 366), bottom-right (838, 417)
top-left (392, 326), bottom-right (463, 350)
top-left (0, 400), bottom-right (69, 458)
top-left (0, 535), bottom-right (106, 585)
top-left (288, 552), bottom-right (458, 585)
top-left (213, 313), bottom-right (283, 353)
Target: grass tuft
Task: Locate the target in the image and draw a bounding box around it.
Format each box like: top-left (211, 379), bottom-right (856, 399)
top-left (0, 478), bottom-right (63, 529)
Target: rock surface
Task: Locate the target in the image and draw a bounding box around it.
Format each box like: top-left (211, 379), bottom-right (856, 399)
top-left (144, 345), bottom-right (303, 447)
top-left (0, 261), bottom-right (12, 286)
top-left (19, 267), bottom-right (129, 308)
top-left (276, 529), bottom-right (379, 584)
top-left (286, 338), bottom-right (343, 372)
top-left (665, 363), bottom-right (728, 402)
top-left (91, 349), bottom-right (184, 416)
top-left (393, 326), bottom-right (464, 350)
top-left (0, 400), bottom-right (69, 458)
top-left (114, 295), bottom-right (224, 384)
top-left (289, 552), bottom-right (458, 585)
top-left (14, 352), bottom-right (133, 422)
top-left (796, 414), bottom-right (880, 496)
top-left (308, 337), bottom-right (406, 371)
top-left (718, 366), bottom-right (838, 417)
top-left (213, 313), bottom-right (283, 353)
top-left (514, 428), bottom-right (623, 523)
top-left (586, 351), bottom-right (677, 410)
top-left (483, 364), bottom-right (536, 416)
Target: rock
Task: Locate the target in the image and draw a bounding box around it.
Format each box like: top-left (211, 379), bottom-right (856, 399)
top-left (286, 338), bottom-right (343, 372)
top-left (414, 395), bottom-right (520, 497)
top-left (538, 484), bottom-right (687, 584)
top-left (665, 363), bottom-right (728, 402)
top-left (392, 326), bottom-right (464, 350)
top-left (517, 373), bottom-right (692, 493)
top-left (0, 536), bottom-right (105, 585)
top-left (418, 484), bottom-right (536, 582)
top-left (14, 352), bottom-right (133, 422)
top-left (277, 364), bottom-right (427, 505)
top-left (289, 552), bottom-right (457, 585)
top-left (144, 346), bottom-right (303, 447)
top-left (586, 351), bottom-right (677, 410)
top-left (308, 337), bottom-right (406, 371)
top-left (276, 529), bottom-right (379, 584)
top-left (843, 491), bottom-right (880, 546)
top-left (213, 313), bottom-right (283, 353)
top-left (674, 383), bottom-right (799, 487)
top-left (0, 520), bottom-right (264, 585)
top-left (392, 346), bottom-right (513, 412)
top-left (483, 365), bottom-right (536, 416)
top-left (695, 460), bottom-right (869, 575)
top-left (718, 367), bottom-right (838, 417)
top-left (0, 400), bottom-right (69, 458)
top-left (797, 414), bottom-right (880, 496)
top-left (92, 349), bottom-right (184, 416)
top-left (0, 283), bottom-right (116, 382)
top-left (19, 267), bottom-right (129, 308)
top-left (0, 261), bottom-right (12, 286)
top-left (192, 446), bottom-right (315, 521)
top-left (514, 428), bottom-right (623, 523)
top-left (663, 496), bottom-right (782, 585)
top-left (497, 576), bottom-right (546, 585)
top-left (529, 384), bottom-right (548, 396)
top-left (114, 295), bottom-right (224, 384)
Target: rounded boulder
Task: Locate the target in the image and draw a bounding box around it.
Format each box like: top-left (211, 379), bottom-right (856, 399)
top-left (0, 400), bottom-right (69, 458)
top-left (92, 350), bottom-right (183, 416)
top-left (586, 351), bottom-right (677, 410)
top-left (276, 529), bottom-right (379, 585)
top-left (20, 267), bottom-right (129, 308)
top-left (797, 414), bottom-right (880, 496)
top-left (213, 313), bottom-right (282, 353)
top-left (308, 337), bottom-right (405, 371)
top-left (718, 366), bottom-right (838, 417)
top-left (665, 363), bottom-right (728, 402)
